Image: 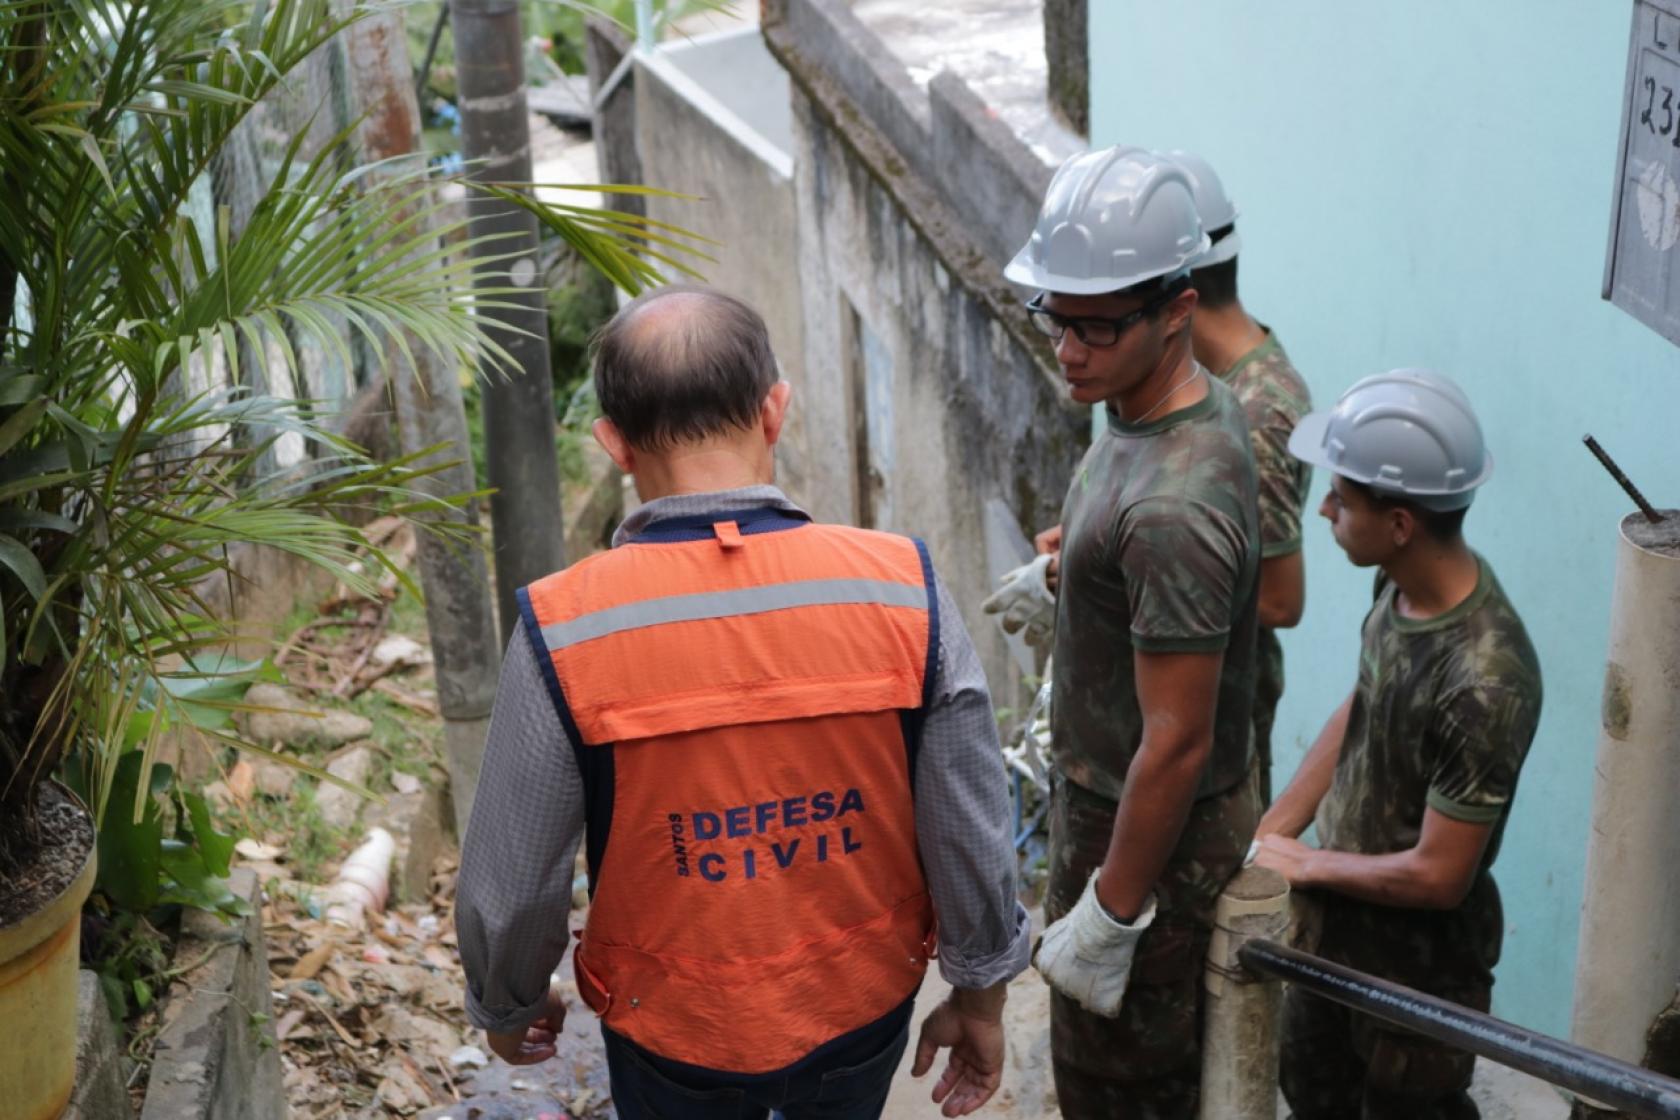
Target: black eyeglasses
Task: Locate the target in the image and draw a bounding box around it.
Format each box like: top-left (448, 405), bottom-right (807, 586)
top-left (1025, 288), bottom-right (1177, 349)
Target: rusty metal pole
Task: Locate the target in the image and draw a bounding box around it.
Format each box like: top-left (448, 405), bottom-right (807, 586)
top-left (340, 9), bottom-right (500, 837)
top-left (1199, 865), bottom-right (1292, 1119)
top-left (450, 0), bottom-right (565, 640)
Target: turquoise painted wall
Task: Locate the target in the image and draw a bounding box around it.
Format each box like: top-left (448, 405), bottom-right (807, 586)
top-left (1091, 1), bottom-right (1680, 1037)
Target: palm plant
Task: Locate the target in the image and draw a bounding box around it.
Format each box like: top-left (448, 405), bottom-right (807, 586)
top-left (0, 0), bottom-right (696, 883)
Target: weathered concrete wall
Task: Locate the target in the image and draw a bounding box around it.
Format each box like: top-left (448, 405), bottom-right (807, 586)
top-left (765, 0), bottom-right (1087, 690)
top-left (633, 33), bottom-right (814, 504)
top-left (584, 17), bottom-right (644, 218)
top-left (141, 871), bottom-right (283, 1120)
top-left (1043, 0), bottom-right (1088, 134)
top-left (66, 971), bottom-right (132, 1120)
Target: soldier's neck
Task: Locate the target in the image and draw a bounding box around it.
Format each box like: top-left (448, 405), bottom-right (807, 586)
top-left (1384, 539), bottom-right (1480, 620)
top-left (1112, 336), bottom-right (1205, 423)
top-left (1190, 302), bottom-right (1267, 375)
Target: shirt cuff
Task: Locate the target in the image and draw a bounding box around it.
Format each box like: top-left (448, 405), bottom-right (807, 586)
top-left (936, 902), bottom-right (1033, 990)
top-left (465, 980), bottom-right (552, 1034)
top-left (1425, 788), bottom-right (1507, 825)
top-left (1261, 536), bottom-right (1303, 559)
top-left (1131, 631), bottom-right (1230, 654)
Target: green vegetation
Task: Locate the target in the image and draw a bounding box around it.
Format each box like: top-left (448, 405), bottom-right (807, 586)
top-left (0, 0), bottom-right (693, 946)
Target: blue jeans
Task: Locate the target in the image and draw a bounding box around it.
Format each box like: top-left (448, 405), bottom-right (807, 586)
top-left (601, 1002), bottom-right (911, 1120)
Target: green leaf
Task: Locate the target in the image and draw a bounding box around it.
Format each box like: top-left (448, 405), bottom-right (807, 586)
top-left (0, 509), bottom-right (79, 535)
top-left (159, 840), bottom-right (245, 915)
top-left (0, 397), bottom-right (47, 458)
top-left (179, 790), bottom-right (237, 878)
top-left (95, 752), bottom-right (163, 913)
top-left (0, 533), bottom-right (47, 601)
top-left (98, 972), bottom-right (129, 1024)
top-left (0, 374), bottom-right (46, 406)
top-left (132, 978), bottom-right (154, 1011)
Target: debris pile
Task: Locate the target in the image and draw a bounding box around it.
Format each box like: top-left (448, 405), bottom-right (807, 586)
top-left (259, 849), bottom-right (611, 1119)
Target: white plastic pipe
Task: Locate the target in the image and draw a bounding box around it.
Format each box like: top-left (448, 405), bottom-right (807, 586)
top-left (1199, 865), bottom-right (1291, 1119)
top-left (324, 827), bottom-right (396, 930)
top-left (1572, 511), bottom-right (1680, 1066)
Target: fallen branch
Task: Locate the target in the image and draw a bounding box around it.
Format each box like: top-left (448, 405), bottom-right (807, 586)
top-left (296, 989), bottom-right (361, 1050)
top-left (369, 679), bottom-right (440, 718)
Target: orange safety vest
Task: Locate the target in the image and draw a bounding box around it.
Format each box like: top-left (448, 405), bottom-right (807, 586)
top-left (517, 507), bottom-right (940, 1074)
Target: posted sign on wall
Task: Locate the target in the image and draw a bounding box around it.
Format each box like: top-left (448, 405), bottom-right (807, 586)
top-left (1606, 0), bottom-right (1680, 347)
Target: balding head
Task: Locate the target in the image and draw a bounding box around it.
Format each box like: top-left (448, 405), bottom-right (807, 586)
top-left (592, 284), bottom-right (779, 452)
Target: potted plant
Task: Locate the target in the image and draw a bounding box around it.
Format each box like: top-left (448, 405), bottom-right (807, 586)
top-left (0, 0), bottom-right (692, 1111)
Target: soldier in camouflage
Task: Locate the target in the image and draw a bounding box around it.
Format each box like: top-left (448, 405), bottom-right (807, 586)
top-left (1009, 148), bottom-right (1262, 1119)
top-left (1172, 151), bottom-right (1314, 804)
top-left (1255, 372), bottom-right (1543, 1120)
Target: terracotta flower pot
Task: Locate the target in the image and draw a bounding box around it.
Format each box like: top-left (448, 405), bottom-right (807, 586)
top-left (0, 783), bottom-right (97, 1120)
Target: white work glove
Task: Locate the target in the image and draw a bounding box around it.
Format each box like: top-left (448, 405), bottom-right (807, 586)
top-left (980, 554), bottom-right (1056, 644)
top-left (1034, 872), bottom-right (1157, 1018)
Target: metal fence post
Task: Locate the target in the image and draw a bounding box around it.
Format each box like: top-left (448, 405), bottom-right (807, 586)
top-left (1199, 865), bottom-right (1291, 1119)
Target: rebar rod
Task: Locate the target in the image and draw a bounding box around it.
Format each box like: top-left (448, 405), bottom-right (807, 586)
top-left (1584, 434), bottom-right (1663, 524)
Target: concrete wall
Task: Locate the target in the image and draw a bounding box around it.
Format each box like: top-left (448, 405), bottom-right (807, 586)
top-left (632, 30), bottom-right (813, 502)
top-left (1091, 1), bottom-right (1680, 1037)
top-left (1042, 0), bottom-right (1087, 134)
top-left (765, 0), bottom-right (1088, 690)
top-left (585, 17), bottom-right (645, 218)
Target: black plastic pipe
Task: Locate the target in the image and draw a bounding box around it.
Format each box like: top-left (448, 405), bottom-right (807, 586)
top-left (1240, 939), bottom-right (1680, 1119)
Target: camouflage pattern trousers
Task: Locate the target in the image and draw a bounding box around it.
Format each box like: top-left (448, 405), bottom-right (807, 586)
top-left (1044, 768), bottom-right (1260, 1120)
top-left (1280, 875), bottom-right (1504, 1120)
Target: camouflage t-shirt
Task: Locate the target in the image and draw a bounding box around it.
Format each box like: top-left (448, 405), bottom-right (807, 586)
top-left (1317, 557), bottom-right (1543, 871)
top-left (1050, 370), bottom-right (1261, 803)
top-left (1218, 329), bottom-right (1313, 790)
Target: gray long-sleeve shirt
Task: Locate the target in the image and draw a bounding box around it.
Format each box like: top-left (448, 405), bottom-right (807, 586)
top-left (457, 486), bottom-right (1032, 1033)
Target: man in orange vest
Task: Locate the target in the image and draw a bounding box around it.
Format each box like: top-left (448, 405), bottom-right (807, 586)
top-left (456, 285), bottom-right (1030, 1119)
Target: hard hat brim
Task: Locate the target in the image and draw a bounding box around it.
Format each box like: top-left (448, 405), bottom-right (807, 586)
top-left (1286, 409), bottom-right (1336, 473)
top-left (1191, 230), bottom-right (1241, 270)
top-left (1287, 407), bottom-right (1493, 510)
top-left (1004, 238), bottom-right (1211, 296)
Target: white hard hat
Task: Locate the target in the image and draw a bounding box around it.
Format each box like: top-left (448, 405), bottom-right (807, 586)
top-left (1288, 370), bottom-right (1493, 511)
top-left (1165, 150), bottom-right (1242, 268)
top-left (1006, 146), bottom-right (1210, 295)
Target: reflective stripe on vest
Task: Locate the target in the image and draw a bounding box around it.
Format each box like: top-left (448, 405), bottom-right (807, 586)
top-left (518, 516), bottom-right (939, 1074)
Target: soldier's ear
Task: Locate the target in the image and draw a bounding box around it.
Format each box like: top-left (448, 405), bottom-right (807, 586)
top-left (1390, 505), bottom-right (1417, 549)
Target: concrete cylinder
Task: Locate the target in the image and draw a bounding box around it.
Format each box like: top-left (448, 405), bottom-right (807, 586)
top-left (1199, 865), bottom-right (1292, 1120)
top-left (1571, 510), bottom-right (1680, 1066)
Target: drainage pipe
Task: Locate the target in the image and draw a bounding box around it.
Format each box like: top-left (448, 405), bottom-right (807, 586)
top-left (1572, 510), bottom-right (1680, 1069)
top-left (1241, 939), bottom-right (1680, 1119)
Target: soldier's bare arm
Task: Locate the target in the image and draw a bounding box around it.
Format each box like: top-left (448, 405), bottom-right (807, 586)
top-left (1258, 808), bottom-right (1494, 910)
top-left (1257, 550), bottom-right (1305, 629)
top-left (1092, 648), bottom-right (1223, 921)
top-left (1257, 689), bottom-right (1353, 839)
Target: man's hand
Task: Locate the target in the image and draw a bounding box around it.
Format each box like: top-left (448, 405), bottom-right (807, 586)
top-left (1033, 523), bottom-right (1063, 592)
top-left (1035, 872), bottom-right (1156, 1017)
top-left (912, 987), bottom-right (1006, 1117)
top-left (1253, 834), bottom-right (1316, 888)
top-left (484, 986), bottom-right (565, 1066)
